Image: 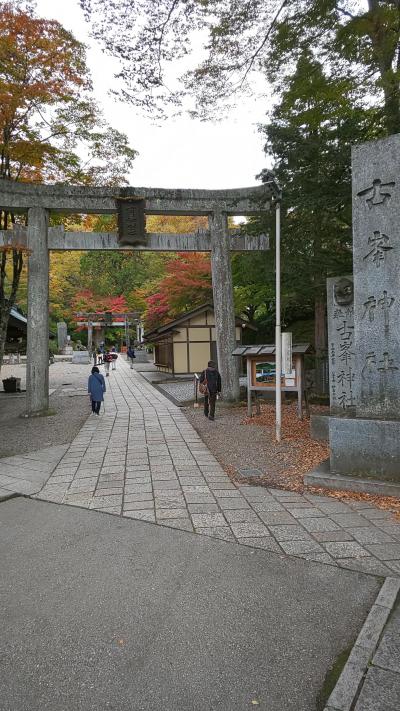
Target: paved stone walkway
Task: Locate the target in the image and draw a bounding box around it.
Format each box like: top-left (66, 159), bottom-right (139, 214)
top-left (28, 358), bottom-right (400, 577)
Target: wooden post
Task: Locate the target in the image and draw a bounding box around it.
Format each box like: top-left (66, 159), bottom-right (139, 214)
top-left (26, 207), bottom-right (49, 415)
top-left (209, 208), bottom-right (240, 401)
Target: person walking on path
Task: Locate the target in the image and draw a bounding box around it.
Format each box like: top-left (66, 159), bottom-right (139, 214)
top-left (111, 345), bottom-right (118, 371)
top-left (88, 366), bottom-right (106, 415)
top-left (127, 345), bottom-right (136, 368)
top-left (200, 360), bottom-right (222, 421)
top-left (103, 350), bottom-right (113, 376)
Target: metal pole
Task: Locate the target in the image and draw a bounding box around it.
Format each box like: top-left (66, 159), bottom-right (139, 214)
top-left (275, 200), bottom-right (282, 443)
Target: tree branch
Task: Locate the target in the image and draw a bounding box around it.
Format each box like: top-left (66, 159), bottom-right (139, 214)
top-left (238, 0), bottom-right (290, 88)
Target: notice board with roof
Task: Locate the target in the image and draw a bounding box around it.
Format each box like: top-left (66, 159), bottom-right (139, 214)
top-left (232, 343), bottom-right (312, 419)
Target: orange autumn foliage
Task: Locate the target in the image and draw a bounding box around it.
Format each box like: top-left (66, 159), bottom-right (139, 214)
top-left (143, 252), bottom-right (213, 330)
top-left (0, 2), bottom-right (89, 182)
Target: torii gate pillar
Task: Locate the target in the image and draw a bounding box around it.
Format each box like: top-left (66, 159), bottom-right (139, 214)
top-left (210, 209), bottom-right (240, 401)
top-left (26, 207), bottom-right (49, 415)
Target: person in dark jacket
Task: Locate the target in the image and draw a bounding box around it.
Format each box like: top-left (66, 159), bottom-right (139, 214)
top-left (200, 360), bottom-right (222, 421)
top-left (88, 366), bottom-right (106, 415)
top-left (127, 345), bottom-right (136, 368)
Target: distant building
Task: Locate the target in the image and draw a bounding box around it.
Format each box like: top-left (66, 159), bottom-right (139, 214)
top-left (144, 303), bottom-right (255, 375)
top-left (6, 307), bottom-right (27, 348)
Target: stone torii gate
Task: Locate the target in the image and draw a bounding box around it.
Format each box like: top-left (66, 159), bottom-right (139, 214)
top-left (74, 312), bottom-right (139, 351)
top-left (0, 179), bottom-right (279, 416)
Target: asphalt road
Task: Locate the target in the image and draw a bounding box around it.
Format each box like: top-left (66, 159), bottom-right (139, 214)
top-left (0, 498), bottom-right (379, 711)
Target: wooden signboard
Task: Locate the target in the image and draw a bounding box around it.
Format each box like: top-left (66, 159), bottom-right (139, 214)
top-left (116, 196), bottom-right (146, 246)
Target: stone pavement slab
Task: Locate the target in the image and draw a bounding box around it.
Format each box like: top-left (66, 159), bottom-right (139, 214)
top-left (325, 578), bottom-right (400, 711)
top-left (0, 444), bottom-right (68, 496)
top-left (0, 497), bottom-right (380, 711)
top-left (29, 358), bottom-right (400, 577)
top-left (354, 667), bottom-right (400, 710)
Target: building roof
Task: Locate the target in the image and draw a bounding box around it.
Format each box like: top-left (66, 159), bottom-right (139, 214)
top-left (232, 344), bottom-right (312, 356)
top-left (6, 307), bottom-right (27, 341)
top-left (10, 307), bottom-right (27, 325)
top-left (144, 304), bottom-right (257, 341)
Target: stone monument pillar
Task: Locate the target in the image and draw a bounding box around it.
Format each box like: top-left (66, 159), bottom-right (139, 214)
top-left (306, 134), bottom-right (400, 492)
top-left (353, 137), bottom-right (400, 418)
top-left (57, 322), bottom-right (68, 353)
top-left (26, 207), bottom-right (49, 415)
top-left (209, 209), bottom-right (240, 401)
top-left (329, 134), bottom-right (400, 483)
top-left (326, 276), bottom-right (356, 414)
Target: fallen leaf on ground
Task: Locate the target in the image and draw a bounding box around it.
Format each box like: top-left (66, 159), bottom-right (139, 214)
top-left (222, 402), bottom-right (400, 520)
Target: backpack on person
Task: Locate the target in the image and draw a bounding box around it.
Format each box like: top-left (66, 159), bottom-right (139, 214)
top-left (199, 376), bottom-right (208, 395)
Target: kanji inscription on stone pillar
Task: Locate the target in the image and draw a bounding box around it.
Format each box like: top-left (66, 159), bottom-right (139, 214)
top-left (352, 134), bottom-right (400, 418)
top-left (327, 276), bottom-right (356, 413)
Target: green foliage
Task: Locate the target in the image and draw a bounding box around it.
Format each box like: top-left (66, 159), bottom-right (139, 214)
top-left (262, 51), bottom-right (381, 310)
top-left (80, 1), bottom-right (400, 131)
top-left (232, 252), bottom-right (275, 329)
top-left (233, 51), bottom-right (383, 348)
top-left (48, 339), bottom-right (59, 356)
top-left (78, 251), bottom-right (171, 303)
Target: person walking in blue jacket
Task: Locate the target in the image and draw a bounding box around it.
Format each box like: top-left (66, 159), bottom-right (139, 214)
top-left (88, 366), bottom-right (106, 415)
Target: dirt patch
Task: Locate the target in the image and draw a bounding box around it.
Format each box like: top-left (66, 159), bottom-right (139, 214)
top-left (0, 362), bottom-right (91, 458)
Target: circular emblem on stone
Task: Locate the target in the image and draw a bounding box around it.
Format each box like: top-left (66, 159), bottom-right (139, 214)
top-left (334, 277), bottom-right (353, 306)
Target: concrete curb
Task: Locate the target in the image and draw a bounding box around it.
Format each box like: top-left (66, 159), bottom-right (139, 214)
top-left (0, 491), bottom-right (20, 503)
top-left (324, 577), bottom-right (400, 711)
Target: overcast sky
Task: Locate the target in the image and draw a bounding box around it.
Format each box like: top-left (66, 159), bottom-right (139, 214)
top-left (35, 0), bottom-right (271, 190)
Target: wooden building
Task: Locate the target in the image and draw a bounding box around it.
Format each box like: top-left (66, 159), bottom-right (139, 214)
top-left (145, 304), bottom-right (255, 375)
top-left (5, 307), bottom-right (27, 353)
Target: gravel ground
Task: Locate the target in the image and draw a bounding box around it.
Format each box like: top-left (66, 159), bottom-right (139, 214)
top-left (184, 400), bottom-right (289, 480)
top-left (157, 377), bottom-right (248, 404)
top-left (0, 362), bottom-right (93, 458)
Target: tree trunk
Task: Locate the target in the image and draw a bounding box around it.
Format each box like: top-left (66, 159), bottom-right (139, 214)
top-left (314, 296), bottom-right (327, 395)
